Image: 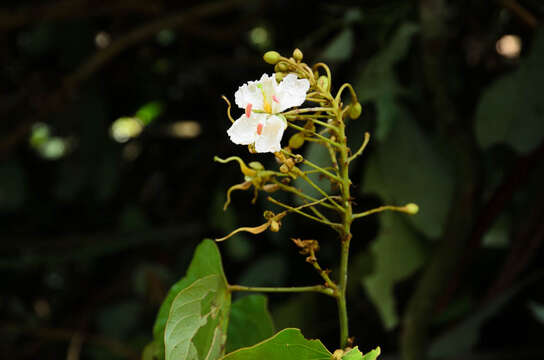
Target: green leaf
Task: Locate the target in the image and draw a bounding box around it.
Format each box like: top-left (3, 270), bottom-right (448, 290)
top-left (152, 239), bottom-right (228, 359)
top-left (528, 301), bottom-right (544, 325)
top-left (226, 295), bottom-right (275, 352)
top-left (221, 328), bottom-right (331, 360)
top-left (342, 346), bottom-right (381, 360)
top-left (355, 23), bottom-right (418, 140)
top-left (475, 29), bottom-right (544, 154)
top-left (361, 347), bottom-right (381, 360)
top-left (165, 274), bottom-right (230, 360)
top-left (320, 28), bottom-right (354, 62)
top-left (362, 111), bottom-right (454, 239)
top-left (361, 212), bottom-right (427, 329)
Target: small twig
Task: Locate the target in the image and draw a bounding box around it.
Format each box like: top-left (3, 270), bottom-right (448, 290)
top-left (228, 284), bottom-right (335, 297)
top-left (348, 132), bottom-right (370, 163)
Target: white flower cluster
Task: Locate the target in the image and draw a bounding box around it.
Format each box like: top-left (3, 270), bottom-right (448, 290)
top-left (227, 73), bottom-right (310, 153)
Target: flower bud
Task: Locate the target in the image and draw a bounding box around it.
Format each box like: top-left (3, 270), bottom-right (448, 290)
top-left (288, 133), bottom-right (305, 149)
top-left (294, 154), bottom-right (304, 163)
top-left (263, 51), bottom-right (281, 64)
top-left (269, 220), bottom-right (280, 232)
top-left (293, 48), bottom-right (303, 62)
top-left (249, 161), bottom-right (264, 170)
top-left (263, 210), bottom-right (275, 219)
top-left (349, 102), bottom-right (362, 119)
top-left (279, 164), bottom-right (289, 173)
top-left (284, 158), bottom-right (295, 169)
top-left (275, 72), bottom-right (285, 82)
top-left (404, 203), bottom-right (419, 215)
top-left (278, 62), bottom-right (289, 72)
top-left (317, 75), bottom-right (329, 90)
top-left (262, 184), bottom-right (279, 193)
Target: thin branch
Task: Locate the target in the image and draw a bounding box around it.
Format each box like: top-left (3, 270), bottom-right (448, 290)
top-left (497, 0), bottom-right (539, 29)
top-left (228, 284), bottom-right (335, 297)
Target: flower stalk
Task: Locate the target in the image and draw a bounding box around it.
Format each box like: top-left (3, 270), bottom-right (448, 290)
top-left (216, 48), bottom-right (418, 350)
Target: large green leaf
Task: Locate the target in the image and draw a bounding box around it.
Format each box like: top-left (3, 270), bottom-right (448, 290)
top-left (361, 212), bottom-right (427, 329)
top-left (152, 239), bottom-right (228, 359)
top-left (165, 274), bottom-right (231, 360)
top-left (475, 30), bottom-right (544, 154)
top-left (355, 23), bottom-right (419, 140)
top-left (226, 295), bottom-right (275, 352)
top-left (221, 328), bottom-right (331, 360)
top-left (361, 111), bottom-right (454, 239)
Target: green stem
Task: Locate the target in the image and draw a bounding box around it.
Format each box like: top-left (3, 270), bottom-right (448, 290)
top-left (228, 284), bottom-right (335, 297)
top-left (334, 97), bottom-right (353, 349)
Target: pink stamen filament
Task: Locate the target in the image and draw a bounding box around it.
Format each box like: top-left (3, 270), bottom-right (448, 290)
top-left (245, 103), bottom-right (252, 118)
top-left (272, 95), bottom-right (279, 103)
top-left (256, 123), bottom-right (264, 135)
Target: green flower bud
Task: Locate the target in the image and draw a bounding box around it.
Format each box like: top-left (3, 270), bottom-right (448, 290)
top-left (404, 203), bottom-right (419, 215)
top-left (277, 62), bottom-right (289, 72)
top-left (293, 48), bottom-right (303, 62)
top-left (275, 72), bottom-right (285, 82)
top-left (317, 75), bottom-right (329, 90)
top-left (249, 161), bottom-right (264, 170)
top-left (288, 133), bottom-right (305, 149)
top-left (263, 51), bottom-right (281, 64)
top-left (349, 102), bottom-right (362, 119)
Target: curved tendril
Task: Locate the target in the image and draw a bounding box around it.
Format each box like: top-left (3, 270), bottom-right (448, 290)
top-left (224, 181), bottom-right (252, 210)
top-left (221, 95), bottom-right (235, 123)
top-left (214, 156), bottom-right (257, 177)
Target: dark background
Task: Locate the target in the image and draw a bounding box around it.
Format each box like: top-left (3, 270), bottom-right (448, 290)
top-left (1, 0), bottom-right (543, 359)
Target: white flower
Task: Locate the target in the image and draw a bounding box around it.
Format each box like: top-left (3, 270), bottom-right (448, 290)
top-left (227, 73), bottom-right (310, 153)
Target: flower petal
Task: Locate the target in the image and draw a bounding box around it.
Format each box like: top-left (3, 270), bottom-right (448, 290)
top-left (276, 74), bottom-right (310, 112)
top-left (234, 73), bottom-right (277, 111)
top-left (254, 115), bottom-right (286, 153)
top-left (227, 114), bottom-right (259, 145)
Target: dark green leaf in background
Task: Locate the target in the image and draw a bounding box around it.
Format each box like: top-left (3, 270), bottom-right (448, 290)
top-left (475, 29), bottom-right (544, 154)
top-left (361, 112), bottom-right (454, 239)
top-left (361, 212), bottom-right (427, 329)
top-left (226, 295), bottom-right (275, 352)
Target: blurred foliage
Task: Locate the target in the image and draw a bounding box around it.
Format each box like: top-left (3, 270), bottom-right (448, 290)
top-left (1, 0), bottom-right (544, 359)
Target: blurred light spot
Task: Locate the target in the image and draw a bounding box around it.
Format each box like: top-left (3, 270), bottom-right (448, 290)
top-left (250, 26), bottom-right (269, 47)
top-left (156, 29), bottom-right (176, 46)
top-left (33, 298), bottom-right (51, 318)
top-left (110, 117), bottom-right (143, 143)
top-left (123, 142), bottom-right (142, 161)
top-left (40, 137), bottom-right (68, 160)
top-left (135, 101), bottom-right (164, 125)
top-left (95, 31), bottom-right (111, 49)
top-left (29, 122), bottom-right (50, 148)
top-left (496, 35), bottom-right (521, 59)
top-left (169, 121), bottom-right (201, 139)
